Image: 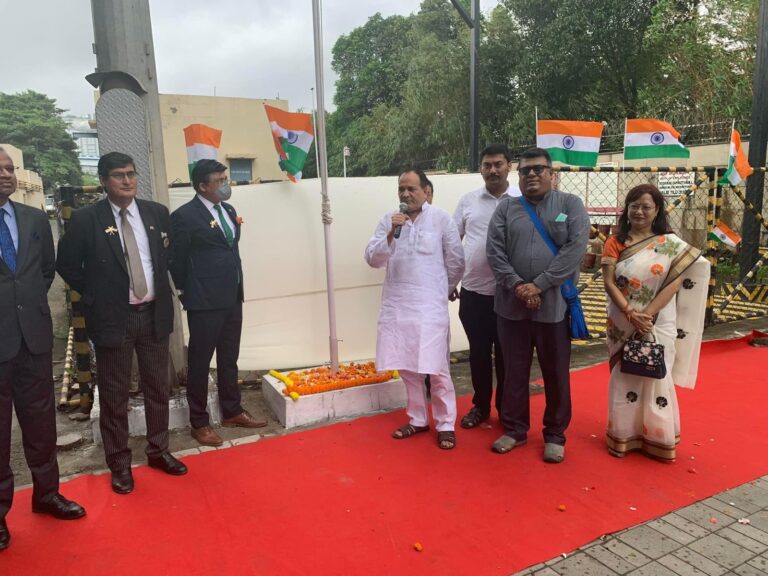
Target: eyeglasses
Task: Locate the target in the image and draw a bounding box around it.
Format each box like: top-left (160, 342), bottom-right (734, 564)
top-left (108, 171), bottom-right (138, 181)
top-left (518, 165), bottom-right (550, 176)
top-left (0, 165), bottom-right (17, 174)
top-left (628, 203), bottom-right (656, 213)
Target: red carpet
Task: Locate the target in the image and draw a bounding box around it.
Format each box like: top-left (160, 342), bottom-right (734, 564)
top-left (4, 334), bottom-right (768, 575)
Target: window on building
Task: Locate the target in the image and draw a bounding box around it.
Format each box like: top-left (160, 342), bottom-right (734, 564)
top-left (228, 158), bottom-right (253, 182)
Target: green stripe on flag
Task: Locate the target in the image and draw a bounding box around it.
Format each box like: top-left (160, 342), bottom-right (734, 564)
top-left (624, 145), bottom-right (690, 160)
top-left (545, 148), bottom-right (598, 167)
top-left (279, 141), bottom-right (310, 177)
top-left (187, 162), bottom-right (196, 181)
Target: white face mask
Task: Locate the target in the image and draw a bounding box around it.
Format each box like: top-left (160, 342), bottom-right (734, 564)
top-left (215, 183), bottom-right (232, 201)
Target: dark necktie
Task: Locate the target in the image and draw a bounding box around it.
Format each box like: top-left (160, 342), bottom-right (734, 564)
top-left (214, 204), bottom-right (234, 247)
top-left (0, 208), bottom-right (17, 273)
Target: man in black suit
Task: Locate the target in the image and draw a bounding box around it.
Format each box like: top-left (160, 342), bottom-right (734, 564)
top-left (170, 159), bottom-right (266, 447)
top-left (57, 152), bottom-right (187, 495)
top-left (0, 147), bottom-right (85, 551)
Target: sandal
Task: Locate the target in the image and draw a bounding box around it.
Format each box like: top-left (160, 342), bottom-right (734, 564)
top-left (437, 431), bottom-right (456, 450)
top-left (460, 406), bottom-right (489, 429)
top-left (392, 423), bottom-right (429, 439)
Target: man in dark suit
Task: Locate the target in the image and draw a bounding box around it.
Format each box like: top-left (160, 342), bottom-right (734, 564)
top-left (57, 152), bottom-right (187, 495)
top-left (0, 147), bottom-right (85, 551)
top-left (170, 159), bottom-right (266, 447)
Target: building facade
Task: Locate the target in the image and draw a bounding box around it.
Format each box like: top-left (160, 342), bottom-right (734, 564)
top-left (159, 94), bottom-right (291, 184)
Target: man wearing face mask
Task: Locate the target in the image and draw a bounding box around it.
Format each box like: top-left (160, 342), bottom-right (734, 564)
top-left (170, 159), bottom-right (266, 447)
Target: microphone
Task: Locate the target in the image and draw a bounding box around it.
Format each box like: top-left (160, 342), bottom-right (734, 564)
top-left (393, 202), bottom-right (408, 239)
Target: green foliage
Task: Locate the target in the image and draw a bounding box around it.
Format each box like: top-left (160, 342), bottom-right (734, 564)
top-left (325, 0), bottom-right (757, 176)
top-left (0, 91), bottom-right (82, 189)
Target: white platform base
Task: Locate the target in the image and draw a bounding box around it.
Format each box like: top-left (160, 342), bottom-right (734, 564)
top-left (91, 380), bottom-right (221, 445)
top-left (262, 374), bottom-right (406, 429)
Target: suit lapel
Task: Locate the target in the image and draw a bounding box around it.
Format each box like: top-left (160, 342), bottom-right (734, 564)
top-left (95, 200), bottom-right (129, 275)
top-left (136, 200), bottom-right (160, 273)
top-left (10, 201), bottom-right (32, 272)
top-left (193, 195), bottom-right (229, 246)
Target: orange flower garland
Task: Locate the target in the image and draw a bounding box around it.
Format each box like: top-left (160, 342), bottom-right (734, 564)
top-left (273, 362), bottom-right (397, 397)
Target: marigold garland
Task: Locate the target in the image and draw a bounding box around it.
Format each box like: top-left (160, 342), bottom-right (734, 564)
top-left (272, 362), bottom-right (397, 398)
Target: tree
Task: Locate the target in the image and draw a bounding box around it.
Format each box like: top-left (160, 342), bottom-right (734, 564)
top-left (0, 91), bottom-right (82, 189)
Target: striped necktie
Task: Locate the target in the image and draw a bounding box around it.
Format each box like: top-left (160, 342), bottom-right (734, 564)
top-left (214, 204), bottom-right (234, 247)
top-left (0, 207), bottom-right (16, 273)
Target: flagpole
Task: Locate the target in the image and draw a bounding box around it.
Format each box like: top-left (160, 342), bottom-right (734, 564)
top-left (621, 118), bottom-right (627, 170)
top-left (311, 0), bottom-right (340, 373)
top-left (310, 87), bottom-right (320, 173)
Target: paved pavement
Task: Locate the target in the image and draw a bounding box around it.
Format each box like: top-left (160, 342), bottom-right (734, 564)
top-left (512, 476), bottom-right (768, 576)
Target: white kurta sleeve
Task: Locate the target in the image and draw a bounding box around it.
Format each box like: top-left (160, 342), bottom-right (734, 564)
top-left (442, 217), bottom-right (465, 293)
top-left (364, 213), bottom-right (396, 268)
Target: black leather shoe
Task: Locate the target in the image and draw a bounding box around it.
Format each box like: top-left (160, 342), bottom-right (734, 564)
top-left (111, 469), bottom-right (134, 495)
top-left (31, 493), bottom-right (86, 520)
top-left (147, 453), bottom-right (188, 476)
top-left (0, 518), bottom-right (9, 551)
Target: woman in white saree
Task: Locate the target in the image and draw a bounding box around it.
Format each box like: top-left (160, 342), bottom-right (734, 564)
top-left (602, 184), bottom-right (710, 461)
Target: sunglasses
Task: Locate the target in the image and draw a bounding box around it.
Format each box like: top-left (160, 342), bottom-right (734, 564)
top-left (518, 165), bottom-right (550, 176)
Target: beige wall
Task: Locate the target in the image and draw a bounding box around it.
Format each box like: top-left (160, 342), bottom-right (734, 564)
top-left (0, 143), bottom-right (45, 210)
top-left (159, 94), bottom-right (291, 185)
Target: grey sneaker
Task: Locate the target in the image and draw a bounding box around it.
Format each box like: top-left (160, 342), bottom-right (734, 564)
top-left (543, 443), bottom-right (565, 463)
top-left (491, 435), bottom-right (527, 454)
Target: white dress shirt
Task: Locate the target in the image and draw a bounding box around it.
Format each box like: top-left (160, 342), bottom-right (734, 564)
top-left (109, 199), bottom-right (155, 304)
top-left (197, 194), bottom-right (235, 236)
top-left (452, 184), bottom-right (521, 296)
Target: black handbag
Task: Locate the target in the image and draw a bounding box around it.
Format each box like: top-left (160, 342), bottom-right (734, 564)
top-left (620, 331), bottom-right (666, 379)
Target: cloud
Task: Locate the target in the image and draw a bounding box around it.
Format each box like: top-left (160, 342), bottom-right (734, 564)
top-left (3, 0), bottom-right (500, 115)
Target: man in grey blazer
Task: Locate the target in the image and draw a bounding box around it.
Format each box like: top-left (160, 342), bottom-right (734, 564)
top-left (0, 147), bottom-right (85, 552)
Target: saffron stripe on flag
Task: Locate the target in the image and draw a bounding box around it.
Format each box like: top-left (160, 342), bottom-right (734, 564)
top-left (537, 120), bottom-right (604, 138)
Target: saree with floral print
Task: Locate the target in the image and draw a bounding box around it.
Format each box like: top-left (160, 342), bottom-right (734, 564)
top-left (602, 234), bottom-right (709, 460)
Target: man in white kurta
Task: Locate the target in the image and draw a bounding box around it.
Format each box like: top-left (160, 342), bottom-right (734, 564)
top-left (365, 169), bottom-right (464, 448)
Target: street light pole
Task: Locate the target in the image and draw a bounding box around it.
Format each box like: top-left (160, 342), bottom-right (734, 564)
top-left (343, 146), bottom-right (350, 178)
top-left (450, 0), bottom-right (480, 172)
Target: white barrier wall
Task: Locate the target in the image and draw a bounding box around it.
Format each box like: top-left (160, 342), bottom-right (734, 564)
top-left (169, 174), bottom-right (483, 370)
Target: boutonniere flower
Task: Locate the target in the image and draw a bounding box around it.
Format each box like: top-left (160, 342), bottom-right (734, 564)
top-left (149, 225), bottom-right (155, 231)
top-left (236, 216), bottom-right (244, 225)
top-left (105, 226), bottom-right (118, 236)
top-left (160, 231), bottom-right (167, 239)
top-left (161, 231), bottom-right (169, 247)
top-left (210, 219), bottom-right (219, 229)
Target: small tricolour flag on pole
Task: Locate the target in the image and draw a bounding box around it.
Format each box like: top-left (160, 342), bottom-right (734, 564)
top-left (536, 119), bottom-right (603, 167)
top-left (720, 128), bottom-right (753, 186)
top-left (184, 124), bottom-right (223, 180)
top-left (624, 119), bottom-right (689, 160)
top-left (708, 221), bottom-right (741, 247)
top-left (264, 105), bottom-right (314, 182)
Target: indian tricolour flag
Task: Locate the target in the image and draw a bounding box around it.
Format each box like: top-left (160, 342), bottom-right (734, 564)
top-left (264, 105), bottom-right (314, 182)
top-left (720, 128), bottom-right (753, 186)
top-left (708, 221), bottom-right (741, 247)
top-left (183, 124), bottom-right (223, 180)
top-left (624, 119), bottom-right (689, 160)
top-left (536, 119), bottom-right (603, 167)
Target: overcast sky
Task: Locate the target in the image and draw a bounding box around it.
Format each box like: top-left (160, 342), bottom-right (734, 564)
top-left (3, 0), bottom-right (499, 117)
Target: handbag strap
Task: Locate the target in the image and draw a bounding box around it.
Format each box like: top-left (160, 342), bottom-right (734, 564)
top-left (520, 196), bottom-right (559, 256)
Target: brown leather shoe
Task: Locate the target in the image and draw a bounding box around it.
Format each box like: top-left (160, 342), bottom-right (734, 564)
top-left (222, 410), bottom-right (268, 428)
top-left (191, 425), bottom-right (223, 446)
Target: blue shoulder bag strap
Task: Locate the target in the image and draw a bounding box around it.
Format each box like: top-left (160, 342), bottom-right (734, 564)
top-left (518, 196), bottom-right (579, 300)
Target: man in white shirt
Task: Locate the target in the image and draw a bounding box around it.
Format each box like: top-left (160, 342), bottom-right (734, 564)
top-left (365, 168), bottom-right (464, 450)
top-left (452, 144), bottom-right (521, 429)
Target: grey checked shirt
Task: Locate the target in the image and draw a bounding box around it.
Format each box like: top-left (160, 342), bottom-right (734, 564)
top-left (486, 190), bottom-right (589, 323)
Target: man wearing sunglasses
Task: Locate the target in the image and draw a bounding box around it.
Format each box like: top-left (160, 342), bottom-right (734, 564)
top-left (57, 152), bottom-right (186, 495)
top-left (486, 148), bottom-right (589, 463)
top-left (0, 148), bottom-right (85, 551)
